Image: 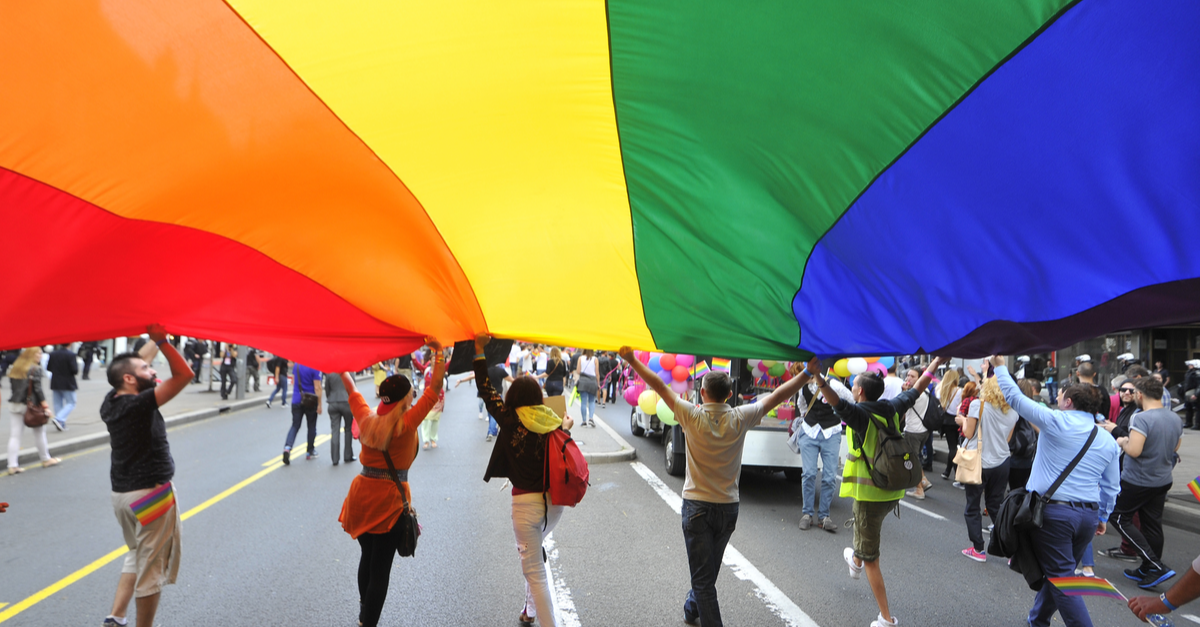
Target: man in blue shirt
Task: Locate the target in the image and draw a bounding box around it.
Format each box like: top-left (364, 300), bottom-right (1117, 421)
top-left (992, 355), bottom-right (1120, 627)
top-left (281, 363), bottom-right (322, 465)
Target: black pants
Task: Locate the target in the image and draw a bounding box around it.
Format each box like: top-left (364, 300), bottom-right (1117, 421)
top-left (964, 458), bottom-right (1010, 551)
top-left (81, 359), bottom-right (92, 380)
top-left (357, 529), bottom-right (399, 627)
top-left (1187, 401), bottom-right (1198, 427)
top-left (605, 371), bottom-right (620, 402)
top-left (921, 431), bottom-right (934, 470)
top-left (1111, 480), bottom-right (1172, 571)
top-left (220, 366), bottom-right (236, 398)
top-left (1008, 463), bottom-right (1032, 490)
top-left (940, 423), bottom-right (959, 475)
top-left (191, 357), bottom-right (204, 383)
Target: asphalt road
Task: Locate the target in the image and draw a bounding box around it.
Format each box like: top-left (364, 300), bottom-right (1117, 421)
top-left (2, 379), bottom-right (1198, 626)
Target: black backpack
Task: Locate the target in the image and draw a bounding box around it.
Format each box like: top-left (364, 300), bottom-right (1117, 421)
top-left (1009, 416), bottom-right (1038, 459)
top-left (855, 410), bottom-right (924, 491)
top-left (919, 391), bottom-right (945, 431)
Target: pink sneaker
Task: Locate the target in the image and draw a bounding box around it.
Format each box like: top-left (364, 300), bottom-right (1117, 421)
top-left (962, 547), bottom-right (987, 562)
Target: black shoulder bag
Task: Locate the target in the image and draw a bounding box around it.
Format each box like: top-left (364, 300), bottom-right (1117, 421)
top-left (1015, 426), bottom-right (1098, 529)
top-left (381, 451), bottom-right (421, 557)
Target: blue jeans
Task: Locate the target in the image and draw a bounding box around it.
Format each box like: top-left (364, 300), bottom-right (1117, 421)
top-left (579, 392), bottom-right (596, 423)
top-left (285, 403), bottom-right (317, 453)
top-left (799, 429), bottom-right (841, 519)
top-left (52, 390), bottom-right (76, 425)
top-left (269, 378), bottom-right (288, 405)
top-left (1046, 380), bottom-right (1059, 405)
top-left (682, 499), bottom-right (739, 627)
top-left (487, 412), bottom-right (499, 437)
top-left (1028, 503), bottom-right (1100, 627)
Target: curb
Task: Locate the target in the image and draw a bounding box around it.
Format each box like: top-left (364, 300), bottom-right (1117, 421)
top-left (582, 414), bottom-right (637, 464)
top-left (927, 447), bottom-right (1200, 533)
top-left (5, 374), bottom-right (374, 468)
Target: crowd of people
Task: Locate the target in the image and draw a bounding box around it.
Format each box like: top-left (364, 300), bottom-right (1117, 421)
top-left (4, 328), bottom-right (1198, 627)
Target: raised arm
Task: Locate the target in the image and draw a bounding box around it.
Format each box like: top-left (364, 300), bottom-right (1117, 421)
top-left (760, 358), bottom-right (818, 411)
top-left (148, 325), bottom-right (194, 406)
top-left (991, 355), bottom-right (1059, 433)
top-left (618, 347), bottom-right (676, 410)
top-left (474, 335), bottom-right (509, 424)
top-left (404, 339), bottom-right (444, 431)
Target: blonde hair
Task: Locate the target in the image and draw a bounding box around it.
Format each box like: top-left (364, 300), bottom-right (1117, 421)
top-left (981, 377), bottom-right (1011, 413)
top-left (357, 402), bottom-right (408, 451)
top-left (550, 347), bottom-right (562, 367)
top-left (8, 347), bottom-right (42, 380)
top-left (937, 368), bottom-right (960, 408)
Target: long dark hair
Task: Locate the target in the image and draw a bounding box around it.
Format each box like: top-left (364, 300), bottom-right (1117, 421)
top-left (506, 376), bottom-right (544, 410)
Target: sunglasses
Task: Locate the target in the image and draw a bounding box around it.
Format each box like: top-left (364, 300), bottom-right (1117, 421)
top-left (1119, 388), bottom-right (1136, 394)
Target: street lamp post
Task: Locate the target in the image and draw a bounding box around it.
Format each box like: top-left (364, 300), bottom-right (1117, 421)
top-left (235, 344), bottom-right (247, 400)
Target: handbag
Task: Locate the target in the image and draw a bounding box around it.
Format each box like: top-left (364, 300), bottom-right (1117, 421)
top-left (381, 450), bottom-right (420, 557)
top-left (787, 387), bottom-right (823, 453)
top-left (23, 379), bottom-right (50, 428)
top-left (300, 392), bottom-right (318, 410)
top-left (1014, 426), bottom-right (1098, 529)
top-left (953, 405), bottom-right (983, 485)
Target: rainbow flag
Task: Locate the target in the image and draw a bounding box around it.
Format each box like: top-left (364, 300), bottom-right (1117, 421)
top-left (1188, 475), bottom-right (1200, 503)
top-left (130, 483), bottom-right (175, 526)
top-left (711, 358), bottom-right (731, 373)
top-left (1047, 577), bottom-right (1126, 601)
top-left (690, 360), bottom-right (711, 379)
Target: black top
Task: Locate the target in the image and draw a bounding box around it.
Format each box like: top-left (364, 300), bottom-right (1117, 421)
top-left (246, 350), bottom-right (259, 368)
top-left (476, 359), bottom-right (548, 492)
top-left (268, 357), bottom-right (289, 376)
top-left (396, 354), bottom-right (413, 369)
top-left (101, 388), bottom-right (175, 493)
top-left (800, 385), bottom-right (843, 430)
top-left (1110, 402), bottom-right (1137, 440)
top-left (487, 363), bottom-right (509, 392)
top-left (831, 388), bottom-right (921, 440)
top-left (597, 355), bottom-right (614, 379)
top-left (47, 348), bottom-right (79, 391)
top-left (544, 360), bottom-right (568, 385)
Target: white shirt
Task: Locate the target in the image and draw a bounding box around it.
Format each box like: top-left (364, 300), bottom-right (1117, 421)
top-left (799, 379), bottom-right (851, 439)
top-left (880, 376), bottom-right (903, 401)
top-left (903, 390), bottom-right (930, 434)
top-left (579, 356), bottom-right (597, 377)
top-left (536, 352), bottom-right (548, 370)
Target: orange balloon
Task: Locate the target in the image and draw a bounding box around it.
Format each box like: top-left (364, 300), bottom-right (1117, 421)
top-left (865, 357), bottom-right (880, 363)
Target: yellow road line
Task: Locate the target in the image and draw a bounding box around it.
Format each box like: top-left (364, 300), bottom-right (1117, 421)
top-left (261, 433), bottom-right (333, 467)
top-left (0, 455), bottom-right (288, 624)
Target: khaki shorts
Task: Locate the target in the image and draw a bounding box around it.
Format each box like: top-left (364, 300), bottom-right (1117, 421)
top-left (112, 484), bottom-right (182, 597)
top-left (852, 499), bottom-right (898, 562)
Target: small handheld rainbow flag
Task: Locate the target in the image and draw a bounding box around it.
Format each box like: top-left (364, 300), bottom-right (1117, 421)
top-left (130, 482), bottom-right (176, 526)
top-left (1188, 475), bottom-right (1200, 503)
top-left (1047, 577), bottom-right (1126, 601)
top-left (690, 360), bottom-right (711, 379)
top-left (711, 358), bottom-right (731, 373)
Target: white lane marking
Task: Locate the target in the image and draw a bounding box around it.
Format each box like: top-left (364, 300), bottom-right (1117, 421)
top-left (1182, 614), bottom-right (1200, 624)
top-left (544, 533), bottom-right (582, 627)
top-left (898, 499), bottom-right (947, 521)
top-left (630, 462), bottom-right (821, 627)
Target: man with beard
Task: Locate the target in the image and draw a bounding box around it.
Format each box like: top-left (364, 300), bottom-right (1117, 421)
top-left (100, 325), bottom-right (193, 627)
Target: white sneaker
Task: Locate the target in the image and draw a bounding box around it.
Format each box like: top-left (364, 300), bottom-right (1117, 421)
top-left (870, 613), bottom-right (898, 627)
top-left (844, 547), bottom-right (863, 580)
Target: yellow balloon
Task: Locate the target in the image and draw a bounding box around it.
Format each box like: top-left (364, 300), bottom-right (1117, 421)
top-left (638, 390), bottom-right (660, 415)
top-left (833, 358), bottom-right (851, 378)
top-left (761, 360), bottom-right (777, 368)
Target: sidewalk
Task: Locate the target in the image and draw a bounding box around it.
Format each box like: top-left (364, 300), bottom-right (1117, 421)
top-left (3, 367), bottom-right (368, 468)
top-left (563, 397), bottom-right (637, 464)
top-left (929, 422), bottom-right (1200, 533)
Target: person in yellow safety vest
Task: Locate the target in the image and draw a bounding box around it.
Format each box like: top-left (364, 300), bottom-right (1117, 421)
top-left (810, 356), bottom-right (945, 627)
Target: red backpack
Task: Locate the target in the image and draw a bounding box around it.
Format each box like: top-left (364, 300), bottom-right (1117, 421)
top-left (544, 428), bottom-right (589, 507)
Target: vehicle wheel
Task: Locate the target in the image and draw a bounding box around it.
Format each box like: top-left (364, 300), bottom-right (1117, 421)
top-left (783, 468), bottom-right (804, 483)
top-left (630, 408), bottom-right (645, 437)
top-left (665, 431), bottom-right (685, 477)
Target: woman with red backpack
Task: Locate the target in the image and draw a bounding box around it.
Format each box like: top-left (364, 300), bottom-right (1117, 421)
top-left (473, 334), bottom-right (575, 626)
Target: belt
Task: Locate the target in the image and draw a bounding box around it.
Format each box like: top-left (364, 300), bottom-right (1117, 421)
top-left (360, 465), bottom-right (408, 482)
top-left (1046, 499), bottom-right (1098, 510)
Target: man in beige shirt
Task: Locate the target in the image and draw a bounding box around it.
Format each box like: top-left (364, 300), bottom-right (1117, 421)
top-left (619, 349), bottom-right (815, 627)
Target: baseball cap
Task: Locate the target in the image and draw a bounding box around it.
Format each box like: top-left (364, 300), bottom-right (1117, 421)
top-left (1076, 354), bottom-right (1092, 363)
top-left (377, 374), bottom-right (413, 414)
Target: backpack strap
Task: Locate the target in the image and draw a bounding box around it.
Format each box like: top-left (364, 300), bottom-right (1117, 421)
top-left (1042, 426), bottom-right (1098, 501)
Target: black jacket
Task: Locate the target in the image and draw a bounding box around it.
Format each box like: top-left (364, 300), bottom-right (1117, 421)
top-left (475, 359), bottom-right (548, 492)
top-left (47, 349), bottom-right (79, 391)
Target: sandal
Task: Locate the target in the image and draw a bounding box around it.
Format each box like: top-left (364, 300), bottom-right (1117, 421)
top-left (431, 441), bottom-right (438, 449)
top-left (42, 458), bottom-right (62, 468)
top-left (519, 610), bottom-right (535, 624)
top-left (7, 467), bottom-right (24, 475)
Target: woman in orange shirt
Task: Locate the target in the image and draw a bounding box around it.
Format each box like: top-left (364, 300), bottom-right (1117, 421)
top-left (338, 339), bottom-right (444, 627)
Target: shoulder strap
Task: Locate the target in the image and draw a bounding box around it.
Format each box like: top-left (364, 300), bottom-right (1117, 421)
top-left (1043, 426), bottom-right (1098, 501)
top-left (380, 449), bottom-right (412, 513)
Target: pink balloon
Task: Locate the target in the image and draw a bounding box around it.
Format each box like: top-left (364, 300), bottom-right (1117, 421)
top-left (675, 354), bottom-right (694, 368)
top-left (638, 351), bottom-right (651, 365)
top-left (867, 362), bottom-right (888, 376)
top-left (781, 370), bottom-right (793, 382)
top-left (669, 380), bottom-right (688, 395)
top-left (623, 386), bottom-right (640, 405)
top-left (757, 361), bottom-right (768, 372)
top-left (632, 382), bottom-right (646, 396)
top-left (660, 354), bottom-right (677, 371)
top-left (672, 365), bottom-right (688, 382)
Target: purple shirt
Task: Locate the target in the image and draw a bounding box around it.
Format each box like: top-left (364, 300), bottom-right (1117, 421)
top-left (292, 364), bottom-right (321, 404)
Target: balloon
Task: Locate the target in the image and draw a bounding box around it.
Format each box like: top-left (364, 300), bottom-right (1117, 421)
top-left (866, 362), bottom-right (888, 376)
top-left (660, 354), bottom-right (677, 371)
top-left (638, 351), bottom-right (651, 365)
top-left (669, 380), bottom-right (688, 395)
top-left (879, 356), bottom-right (895, 368)
top-left (747, 359), bottom-right (761, 373)
top-left (648, 353), bottom-right (662, 371)
top-left (623, 386), bottom-right (640, 405)
top-left (656, 397), bottom-right (678, 425)
top-left (833, 358), bottom-right (851, 378)
top-left (658, 369), bottom-right (673, 383)
top-left (865, 357), bottom-right (880, 363)
top-left (632, 381), bottom-right (646, 396)
top-left (847, 357), bottom-right (868, 375)
top-left (675, 355), bottom-right (694, 368)
top-left (638, 390), bottom-right (659, 415)
top-left (761, 360), bottom-right (777, 368)
top-left (672, 365), bottom-right (688, 382)
top-left (781, 370), bottom-right (793, 382)
top-left (768, 363), bottom-right (785, 377)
